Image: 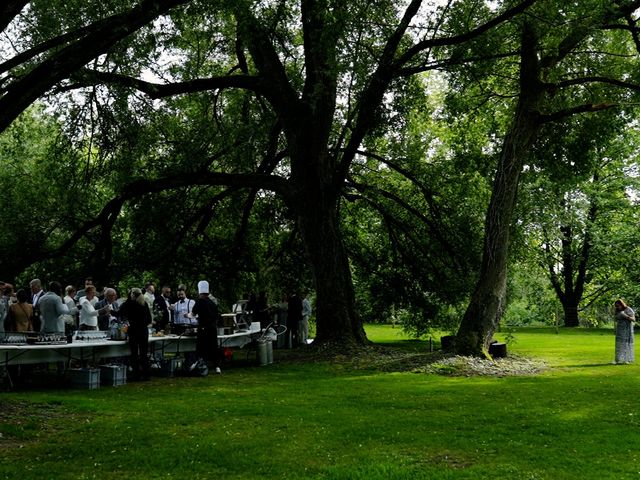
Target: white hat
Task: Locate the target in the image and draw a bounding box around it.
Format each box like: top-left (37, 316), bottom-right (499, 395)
top-left (198, 280), bottom-right (209, 294)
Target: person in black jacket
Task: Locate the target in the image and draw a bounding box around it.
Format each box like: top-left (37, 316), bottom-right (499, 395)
top-left (287, 291), bottom-right (303, 347)
top-left (256, 291), bottom-right (270, 329)
top-left (192, 280), bottom-right (221, 374)
top-left (120, 288), bottom-right (152, 381)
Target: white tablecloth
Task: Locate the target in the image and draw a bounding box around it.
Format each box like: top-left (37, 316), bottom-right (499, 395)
top-left (0, 324), bottom-right (261, 367)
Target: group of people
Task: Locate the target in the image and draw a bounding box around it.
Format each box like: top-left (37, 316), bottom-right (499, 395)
top-left (0, 276), bottom-right (315, 380)
top-left (0, 277), bottom-right (225, 380)
top-left (246, 291), bottom-right (312, 347)
top-left (117, 279), bottom-right (223, 380)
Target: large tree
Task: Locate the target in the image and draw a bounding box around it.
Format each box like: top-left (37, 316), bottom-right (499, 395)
top-left (453, 0), bottom-right (640, 355)
top-left (13, 0), bottom-right (534, 347)
top-left (12, 0), bottom-right (640, 354)
top-left (520, 112), bottom-right (640, 326)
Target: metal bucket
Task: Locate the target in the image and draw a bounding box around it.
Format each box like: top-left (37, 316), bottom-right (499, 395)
top-left (257, 340), bottom-right (268, 366)
top-left (266, 340), bottom-right (273, 364)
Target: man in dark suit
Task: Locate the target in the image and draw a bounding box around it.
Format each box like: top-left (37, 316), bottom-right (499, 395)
top-left (29, 278), bottom-right (44, 331)
top-left (287, 291), bottom-right (303, 347)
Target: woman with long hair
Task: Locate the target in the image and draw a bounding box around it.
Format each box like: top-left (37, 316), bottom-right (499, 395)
top-left (614, 298), bottom-right (635, 364)
top-left (5, 289), bottom-right (33, 332)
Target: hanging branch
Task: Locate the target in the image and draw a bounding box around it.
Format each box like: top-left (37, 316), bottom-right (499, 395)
top-left (23, 170), bottom-right (292, 273)
top-left (0, 0), bottom-right (193, 134)
top-left (346, 178), bottom-right (465, 273)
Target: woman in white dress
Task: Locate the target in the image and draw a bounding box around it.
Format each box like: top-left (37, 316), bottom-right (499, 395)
top-left (614, 299), bottom-right (635, 364)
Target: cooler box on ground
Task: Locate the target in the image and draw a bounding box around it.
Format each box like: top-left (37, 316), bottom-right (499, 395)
top-left (100, 364), bottom-right (127, 386)
top-left (68, 368), bottom-right (100, 389)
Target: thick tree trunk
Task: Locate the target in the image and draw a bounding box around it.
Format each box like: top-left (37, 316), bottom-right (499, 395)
top-left (297, 195), bottom-right (366, 346)
top-left (289, 132), bottom-right (367, 347)
top-left (455, 114), bottom-right (539, 355)
top-left (562, 298), bottom-right (580, 327)
top-left (455, 23), bottom-right (542, 356)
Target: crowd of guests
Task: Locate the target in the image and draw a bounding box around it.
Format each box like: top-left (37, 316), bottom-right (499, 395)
top-left (0, 277), bottom-right (212, 334)
top-left (0, 276), bottom-right (314, 379)
top-left (0, 277), bottom-right (226, 379)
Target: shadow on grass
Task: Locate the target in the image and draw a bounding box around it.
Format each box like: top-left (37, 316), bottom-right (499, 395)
top-left (562, 363), bottom-right (620, 368)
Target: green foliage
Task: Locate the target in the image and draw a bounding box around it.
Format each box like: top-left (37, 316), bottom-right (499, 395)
top-left (0, 105), bottom-right (99, 283)
top-left (504, 262), bottom-right (561, 326)
top-left (344, 71), bottom-right (489, 333)
top-left (513, 107), bottom-right (640, 327)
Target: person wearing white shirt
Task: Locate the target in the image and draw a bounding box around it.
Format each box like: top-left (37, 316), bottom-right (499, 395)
top-left (29, 278), bottom-right (44, 331)
top-left (79, 285), bottom-right (108, 330)
top-left (62, 285), bottom-right (79, 333)
top-left (143, 283), bottom-right (156, 314)
top-left (171, 286), bottom-right (195, 334)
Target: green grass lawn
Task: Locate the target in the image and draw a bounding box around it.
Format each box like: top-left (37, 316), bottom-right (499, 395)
top-left (1, 326), bottom-right (639, 479)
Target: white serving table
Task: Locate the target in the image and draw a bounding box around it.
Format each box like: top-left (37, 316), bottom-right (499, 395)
top-left (0, 323), bottom-right (262, 368)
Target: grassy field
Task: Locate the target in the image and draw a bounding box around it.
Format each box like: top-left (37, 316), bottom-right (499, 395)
top-left (1, 325), bottom-right (639, 479)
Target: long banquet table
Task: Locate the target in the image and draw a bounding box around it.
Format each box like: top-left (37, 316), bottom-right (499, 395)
top-left (0, 323), bottom-right (262, 368)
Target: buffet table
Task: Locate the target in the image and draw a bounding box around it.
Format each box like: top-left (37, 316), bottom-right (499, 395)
top-left (0, 323), bottom-right (262, 368)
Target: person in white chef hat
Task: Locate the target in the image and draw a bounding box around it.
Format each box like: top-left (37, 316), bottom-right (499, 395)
top-left (190, 280), bottom-right (222, 374)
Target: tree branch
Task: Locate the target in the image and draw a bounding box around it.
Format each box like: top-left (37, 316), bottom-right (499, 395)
top-left (335, 0), bottom-right (423, 185)
top-left (396, 51), bottom-right (519, 77)
top-left (346, 178), bottom-right (464, 273)
top-left (0, 16), bottom-right (116, 76)
top-left (549, 75), bottom-right (640, 92)
top-left (0, 0), bottom-right (192, 135)
top-left (31, 169), bottom-right (292, 272)
top-left (538, 102), bottom-right (620, 124)
top-left (69, 68), bottom-right (265, 99)
top-left (394, 0), bottom-right (538, 68)
top-left (232, 3), bottom-right (301, 124)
